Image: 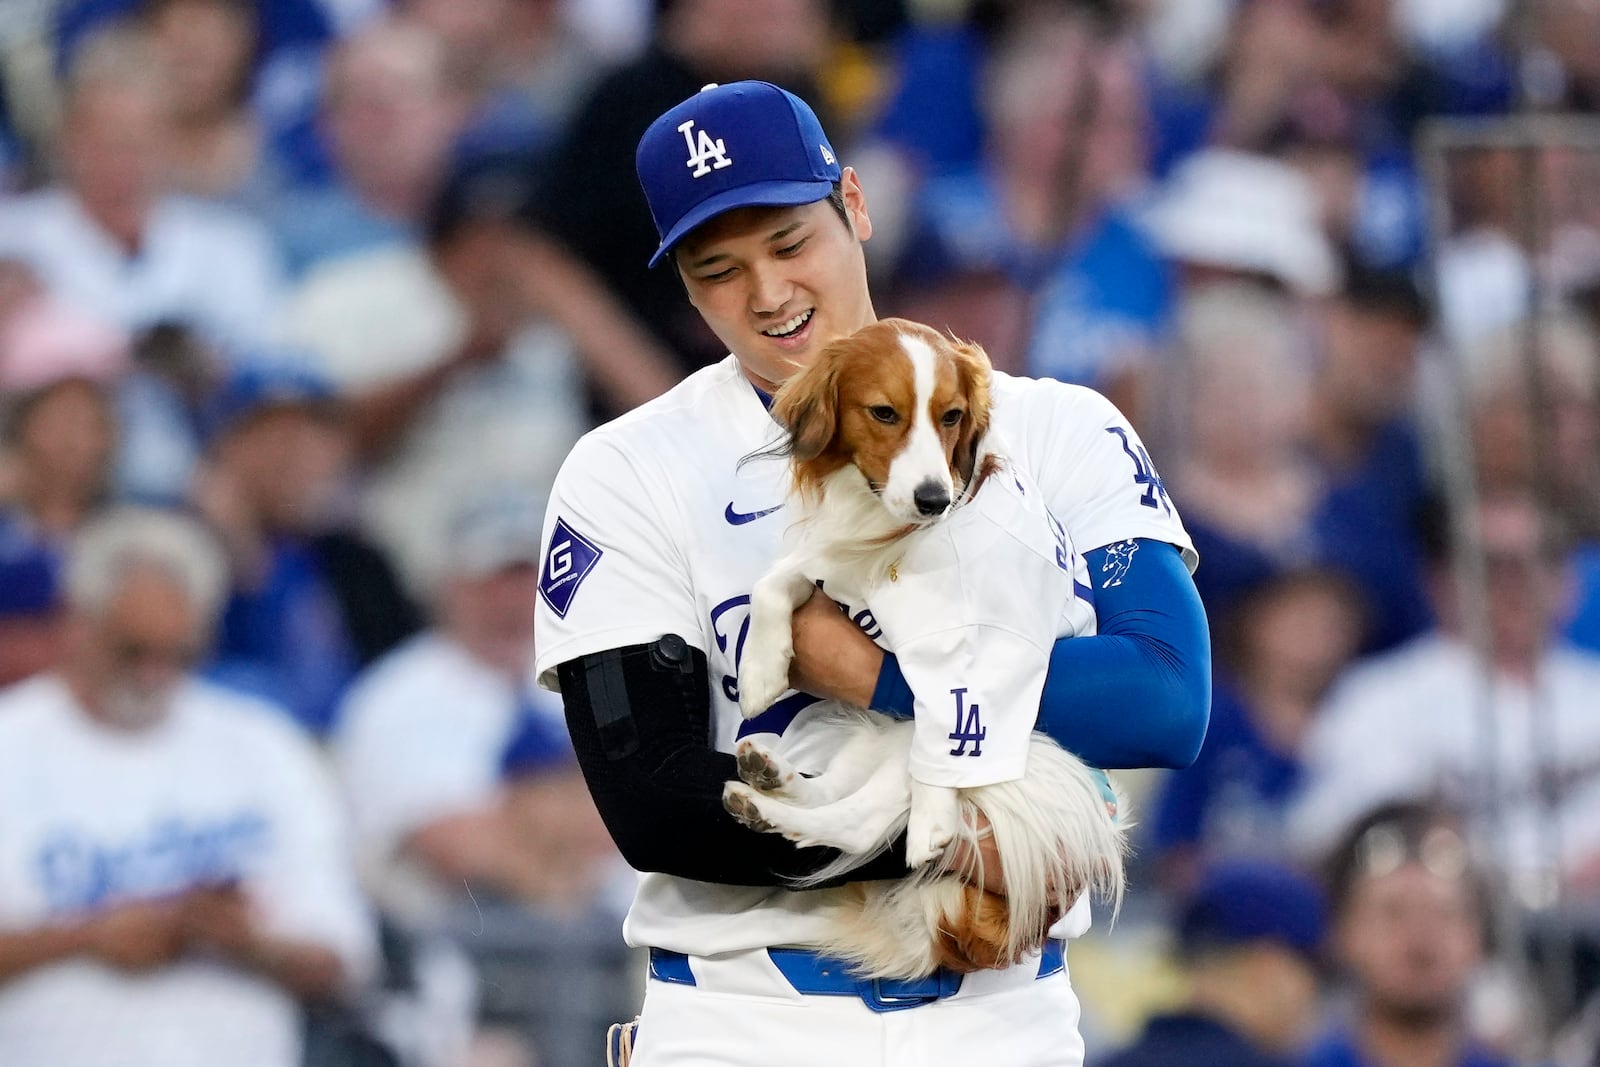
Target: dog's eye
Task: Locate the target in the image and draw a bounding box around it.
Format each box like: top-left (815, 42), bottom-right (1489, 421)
top-left (869, 405), bottom-right (899, 425)
top-left (941, 408), bottom-right (964, 427)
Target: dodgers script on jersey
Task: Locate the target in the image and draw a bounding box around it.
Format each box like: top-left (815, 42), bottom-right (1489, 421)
top-left (534, 355), bottom-right (1193, 959)
top-left (0, 675), bottom-right (374, 1067)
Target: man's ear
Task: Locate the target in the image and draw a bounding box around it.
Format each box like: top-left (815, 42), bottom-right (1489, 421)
top-left (840, 167), bottom-right (873, 243)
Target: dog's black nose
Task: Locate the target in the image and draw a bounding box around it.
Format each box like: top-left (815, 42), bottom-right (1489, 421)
top-left (914, 481), bottom-right (951, 516)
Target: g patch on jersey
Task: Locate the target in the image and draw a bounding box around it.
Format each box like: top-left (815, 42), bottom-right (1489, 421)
top-left (539, 517), bottom-right (603, 618)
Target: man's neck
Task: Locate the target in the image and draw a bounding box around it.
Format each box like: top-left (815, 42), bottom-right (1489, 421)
top-left (78, 194), bottom-right (151, 257)
top-left (58, 667), bottom-right (127, 734)
top-left (1358, 1004), bottom-right (1462, 1067)
top-left (1306, 389), bottom-right (1381, 472)
top-left (350, 169), bottom-right (437, 224)
top-left (445, 626), bottom-right (531, 681)
top-left (19, 481), bottom-right (97, 538)
top-left (1187, 975), bottom-right (1292, 1055)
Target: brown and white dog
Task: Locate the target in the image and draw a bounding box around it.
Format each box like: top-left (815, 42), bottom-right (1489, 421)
top-left (725, 318), bottom-right (1126, 979)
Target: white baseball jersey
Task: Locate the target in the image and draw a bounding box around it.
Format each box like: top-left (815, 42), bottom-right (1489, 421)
top-left (534, 354), bottom-right (1193, 958)
top-left (0, 674), bottom-right (376, 1067)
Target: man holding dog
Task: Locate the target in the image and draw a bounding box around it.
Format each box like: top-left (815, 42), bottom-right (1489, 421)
top-left (533, 81), bottom-right (1211, 1066)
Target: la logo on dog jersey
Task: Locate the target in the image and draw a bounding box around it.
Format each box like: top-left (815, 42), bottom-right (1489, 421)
top-left (948, 688), bottom-right (986, 757)
top-left (678, 119), bottom-right (732, 177)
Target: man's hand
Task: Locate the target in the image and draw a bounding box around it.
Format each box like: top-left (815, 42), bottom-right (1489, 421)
top-left (946, 812), bottom-right (1080, 918)
top-left (177, 883), bottom-right (348, 1001)
top-left (787, 591), bottom-right (885, 708)
top-left (83, 900), bottom-right (185, 971)
top-left (178, 883), bottom-right (260, 962)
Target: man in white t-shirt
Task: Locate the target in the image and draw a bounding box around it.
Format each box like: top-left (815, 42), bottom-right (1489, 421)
top-left (533, 82), bottom-right (1212, 1066)
top-left (334, 493), bottom-right (630, 1067)
top-left (0, 31), bottom-right (283, 360)
top-left (0, 508), bottom-right (375, 1067)
top-left (1290, 493), bottom-right (1600, 900)
top-left (335, 493), bottom-right (619, 928)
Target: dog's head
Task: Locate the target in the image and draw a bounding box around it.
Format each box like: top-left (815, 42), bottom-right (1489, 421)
top-left (770, 318), bottom-right (993, 525)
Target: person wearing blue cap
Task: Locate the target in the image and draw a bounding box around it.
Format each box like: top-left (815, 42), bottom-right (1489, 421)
top-left (1100, 860), bottom-right (1327, 1067)
top-left (195, 361), bottom-right (421, 735)
top-left (532, 80), bottom-right (1212, 1066)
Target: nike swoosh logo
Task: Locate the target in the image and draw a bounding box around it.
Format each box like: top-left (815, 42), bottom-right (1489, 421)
top-left (725, 502), bottom-right (784, 525)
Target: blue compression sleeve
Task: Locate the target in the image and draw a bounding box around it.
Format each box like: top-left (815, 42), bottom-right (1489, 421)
top-left (869, 538), bottom-right (1211, 770)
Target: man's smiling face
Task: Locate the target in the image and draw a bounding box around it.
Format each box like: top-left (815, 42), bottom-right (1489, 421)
top-left (675, 168), bottom-right (876, 392)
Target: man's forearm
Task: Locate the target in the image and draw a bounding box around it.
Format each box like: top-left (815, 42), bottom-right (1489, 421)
top-left (0, 924), bottom-right (91, 986)
top-left (240, 937), bottom-right (347, 1002)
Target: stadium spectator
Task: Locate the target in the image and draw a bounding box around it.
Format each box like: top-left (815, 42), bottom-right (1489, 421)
top-left (1100, 859), bottom-right (1327, 1067)
top-left (885, 6), bottom-right (1170, 427)
top-left (1289, 493), bottom-right (1600, 905)
top-left (333, 492), bottom-right (627, 1067)
top-left (1460, 313), bottom-right (1600, 539)
top-left (195, 363), bottom-right (419, 734)
top-left (141, 0), bottom-right (280, 208)
top-left (1152, 568), bottom-right (1367, 893)
top-left (271, 16), bottom-right (464, 278)
top-left (0, 376), bottom-right (117, 542)
top-left (0, 507), bottom-right (376, 1067)
top-left (1162, 283), bottom-right (1320, 619)
top-left (1141, 147), bottom-right (1339, 302)
top-left (1306, 802), bottom-right (1516, 1067)
top-left (333, 492), bottom-right (587, 928)
top-left (1305, 264), bottom-right (1435, 652)
top-left (0, 308), bottom-right (121, 676)
top-left (281, 155), bottom-right (593, 593)
top-left (1455, 312), bottom-right (1600, 657)
top-left (0, 27), bottom-right (285, 362)
top-left (396, 0), bottom-right (601, 168)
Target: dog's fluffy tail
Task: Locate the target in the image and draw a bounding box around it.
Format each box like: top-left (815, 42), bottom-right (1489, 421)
top-left (799, 735), bottom-right (1128, 979)
top-left (954, 736), bottom-right (1130, 966)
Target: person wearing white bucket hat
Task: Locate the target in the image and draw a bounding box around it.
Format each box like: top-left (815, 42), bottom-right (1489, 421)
top-left (1141, 148), bottom-right (1341, 298)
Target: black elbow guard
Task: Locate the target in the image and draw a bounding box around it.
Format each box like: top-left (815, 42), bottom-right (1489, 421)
top-left (558, 635), bottom-right (704, 758)
top-left (555, 637), bottom-right (913, 885)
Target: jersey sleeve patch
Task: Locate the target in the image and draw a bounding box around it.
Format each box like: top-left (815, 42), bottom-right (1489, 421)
top-left (538, 517), bottom-right (604, 619)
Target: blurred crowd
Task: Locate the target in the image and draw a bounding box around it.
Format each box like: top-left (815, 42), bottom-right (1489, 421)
top-left (3, 0), bottom-right (1600, 1065)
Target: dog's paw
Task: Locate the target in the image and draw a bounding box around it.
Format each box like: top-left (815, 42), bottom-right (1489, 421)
top-left (735, 740), bottom-right (796, 794)
top-left (906, 807), bottom-right (958, 869)
top-left (737, 644), bottom-right (794, 719)
top-left (722, 782), bottom-right (777, 833)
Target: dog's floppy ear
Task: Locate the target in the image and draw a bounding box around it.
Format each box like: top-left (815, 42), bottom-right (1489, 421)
top-left (951, 338), bottom-right (993, 482)
top-left (771, 349), bottom-right (843, 463)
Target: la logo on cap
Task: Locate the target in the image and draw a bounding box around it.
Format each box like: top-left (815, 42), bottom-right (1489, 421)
top-left (679, 83), bottom-right (733, 177)
top-left (678, 89), bottom-right (732, 182)
top-left (678, 119), bottom-right (731, 177)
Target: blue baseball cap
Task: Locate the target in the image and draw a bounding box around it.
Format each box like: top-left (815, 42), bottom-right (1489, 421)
top-left (204, 361), bottom-right (338, 437)
top-left (1178, 859), bottom-right (1327, 959)
top-left (636, 81), bottom-right (842, 268)
top-left (0, 535), bottom-right (59, 619)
